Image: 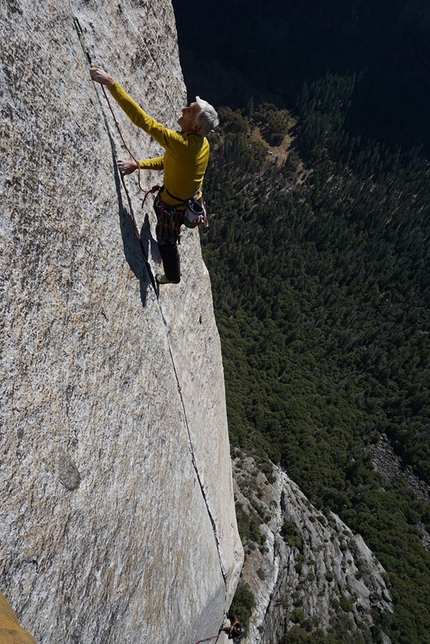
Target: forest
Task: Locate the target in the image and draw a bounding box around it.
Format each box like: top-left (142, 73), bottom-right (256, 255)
top-left (201, 76), bottom-right (429, 643)
top-left (172, 1), bottom-right (430, 642)
top-left (173, 0), bottom-right (430, 156)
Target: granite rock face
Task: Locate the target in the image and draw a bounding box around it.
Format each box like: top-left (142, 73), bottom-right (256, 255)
top-left (234, 458), bottom-right (392, 643)
top-left (369, 434), bottom-right (430, 505)
top-left (0, 1), bottom-right (243, 642)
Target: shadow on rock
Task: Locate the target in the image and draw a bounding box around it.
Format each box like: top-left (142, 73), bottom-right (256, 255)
top-left (111, 156), bottom-right (154, 307)
top-left (140, 212), bottom-right (160, 300)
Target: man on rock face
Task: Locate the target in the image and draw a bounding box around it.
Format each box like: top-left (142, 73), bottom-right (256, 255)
top-left (90, 66), bottom-right (219, 285)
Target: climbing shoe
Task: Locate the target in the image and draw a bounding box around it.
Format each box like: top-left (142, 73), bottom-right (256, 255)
top-left (156, 274), bottom-right (174, 285)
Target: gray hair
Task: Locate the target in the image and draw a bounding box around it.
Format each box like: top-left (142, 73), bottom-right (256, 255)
top-left (195, 96), bottom-right (219, 136)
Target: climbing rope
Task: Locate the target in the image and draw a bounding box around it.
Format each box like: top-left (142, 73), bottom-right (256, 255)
top-left (194, 635), bottom-right (220, 644)
top-left (165, 337), bottom-right (227, 586)
top-left (96, 78), bottom-right (159, 202)
top-left (73, 16), bottom-right (160, 238)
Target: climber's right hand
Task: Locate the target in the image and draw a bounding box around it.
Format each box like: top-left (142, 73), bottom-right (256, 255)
top-left (90, 65), bottom-right (115, 87)
top-left (117, 159), bottom-right (139, 175)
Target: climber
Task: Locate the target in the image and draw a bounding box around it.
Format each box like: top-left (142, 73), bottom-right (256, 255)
top-left (220, 615), bottom-right (245, 640)
top-left (90, 66), bottom-right (219, 285)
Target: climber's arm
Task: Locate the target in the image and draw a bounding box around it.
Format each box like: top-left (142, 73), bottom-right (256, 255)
top-left (117, 157), bottom-right (164, 175)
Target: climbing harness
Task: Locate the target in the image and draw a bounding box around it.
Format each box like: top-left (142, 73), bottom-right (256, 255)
top-left (152, 187), bottom-right (207, 249)
top-left (154, 191), bottom-right (185, 245)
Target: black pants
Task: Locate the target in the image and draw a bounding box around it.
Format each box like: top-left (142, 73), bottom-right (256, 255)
top-left (158, 241), bottom-right (181, 283)
top-left (154, 194), bottom-right (183, 284)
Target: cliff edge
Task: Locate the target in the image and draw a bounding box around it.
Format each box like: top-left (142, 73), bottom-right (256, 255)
top-left (0, 1), bottom-right (243, 642)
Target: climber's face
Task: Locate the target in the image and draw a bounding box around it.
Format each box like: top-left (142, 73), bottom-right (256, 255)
top-left (178, 102), bottom-right (201, 133)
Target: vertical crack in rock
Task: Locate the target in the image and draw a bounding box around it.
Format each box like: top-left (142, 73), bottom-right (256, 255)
top-left (163, 318), bottom-right (228, 588)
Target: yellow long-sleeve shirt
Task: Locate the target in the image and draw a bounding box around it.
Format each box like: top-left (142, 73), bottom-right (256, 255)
top-left (108, 83), bottom-right (210, 207)
top-left (0, 592), bottom-right (36, 644)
